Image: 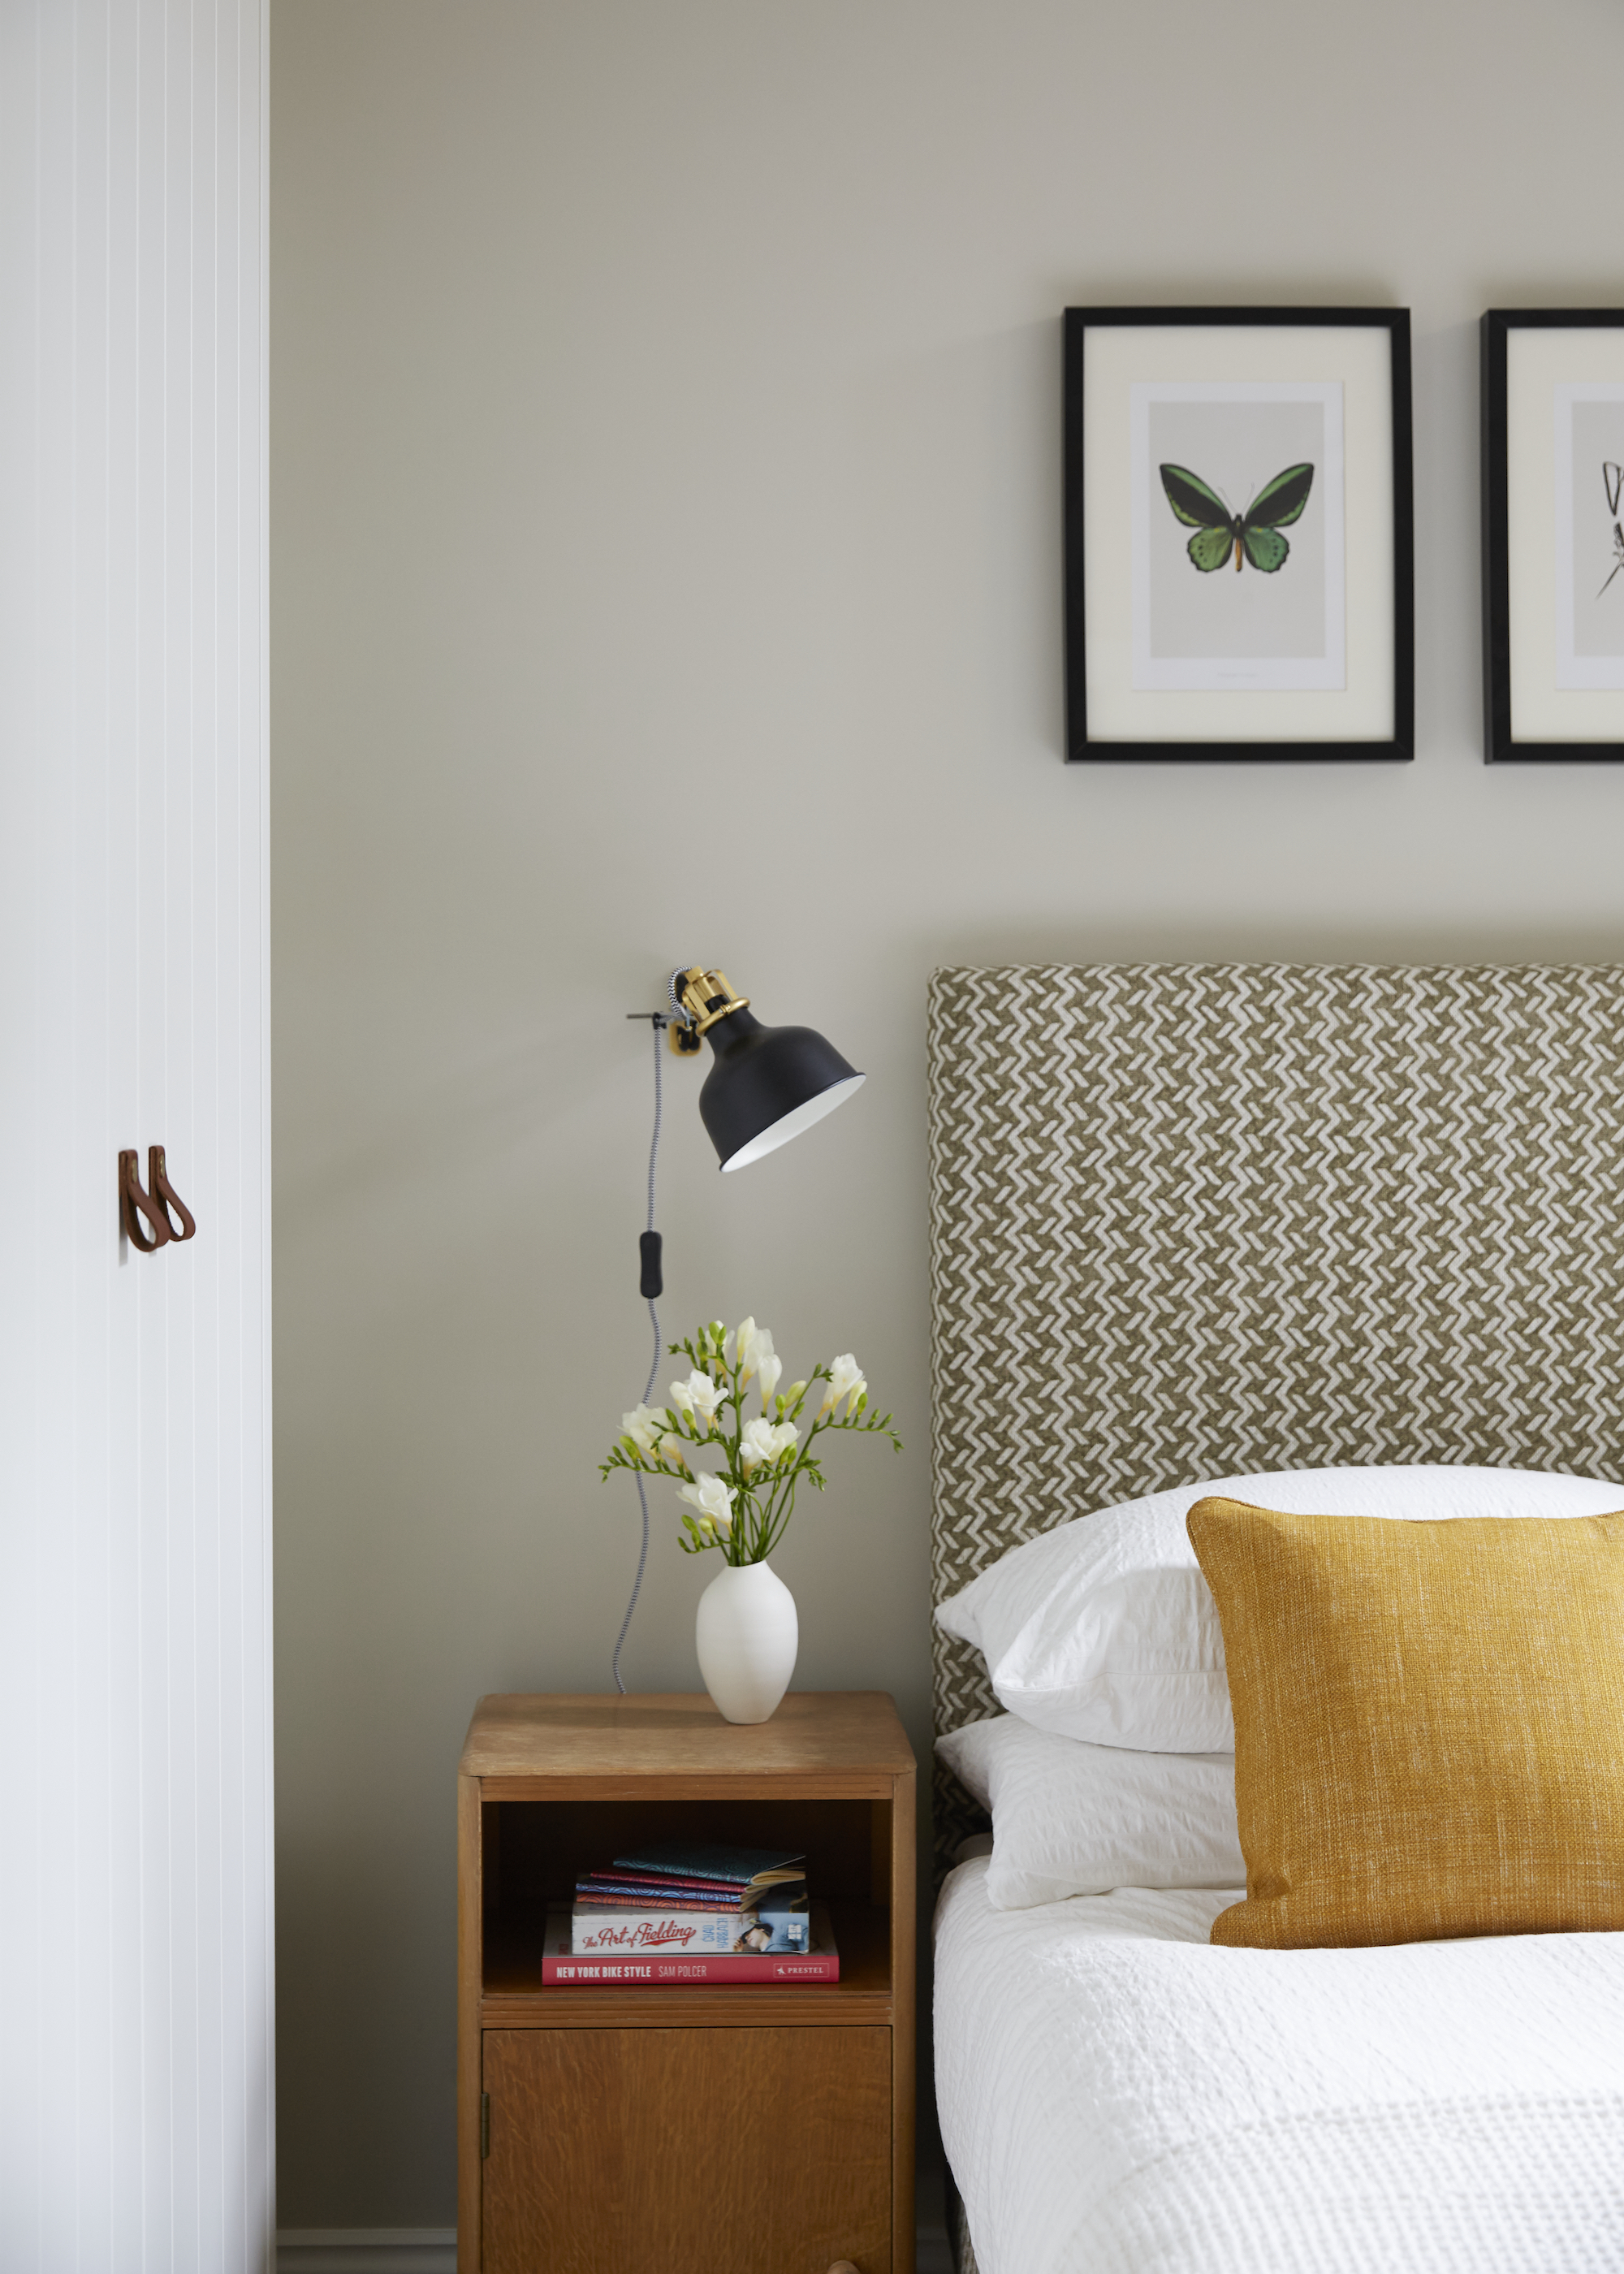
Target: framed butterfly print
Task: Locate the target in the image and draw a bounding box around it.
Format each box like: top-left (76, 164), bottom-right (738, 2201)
top-left (1063, 307), bottom-right (1414, 763)
top-left (1482, 309), bottom-right (1624, 763)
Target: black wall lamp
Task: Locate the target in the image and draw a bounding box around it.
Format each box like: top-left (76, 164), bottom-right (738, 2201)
top-left (626, 965), bottom-right (866, 1299)
top-left (665, 965), bottom-right (866, 1173)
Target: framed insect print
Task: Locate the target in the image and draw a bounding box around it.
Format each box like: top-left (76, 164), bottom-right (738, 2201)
top-left (1481, 309), bottom-right (1624, 763)
top-left (1063, 307), bottom-right (1414, 763)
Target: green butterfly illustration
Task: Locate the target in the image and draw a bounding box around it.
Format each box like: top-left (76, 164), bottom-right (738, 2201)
top-left (1159, 461), bottom-right (1315, 573)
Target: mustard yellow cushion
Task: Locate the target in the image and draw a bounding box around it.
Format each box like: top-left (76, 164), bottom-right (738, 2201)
top-left (1185, 1496), bottom-right (1624, 1950)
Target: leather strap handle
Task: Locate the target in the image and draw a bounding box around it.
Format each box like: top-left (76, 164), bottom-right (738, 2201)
top-left (148, 1145), bottom-right (197, 1242)
top-left (119, 1149), bottom-right (170, 1251)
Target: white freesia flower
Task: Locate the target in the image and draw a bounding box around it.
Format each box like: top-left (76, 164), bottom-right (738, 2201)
top-left (740, 1416), bottom-right (799, 1472)
top-left (736, 1319), bottom-right (776, 1385)
top-left (620, 1403), bottom-right (667, 1455)
top-left (670, 1369), bottom-right (724, 1425)
top-left (678, 1472), bottom-right (735, 1533)
top-left (659, 1433), bottom-right (690, 1472)
top-left (689, 1373), bottom-right (725, 1424)
top-left (757, 1351), bottom-right (783, 1407)
top-left (820, 1353), bottom-right (863, 1416)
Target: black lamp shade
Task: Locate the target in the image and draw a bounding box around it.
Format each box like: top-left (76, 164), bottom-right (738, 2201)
top-left (698, 1005), bottom-right (866, 1171)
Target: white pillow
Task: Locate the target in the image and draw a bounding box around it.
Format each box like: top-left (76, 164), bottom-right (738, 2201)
top-left (934, 1463), bottom-right (1624, 1752)
top-left (935, 1715), bottom-right (1244, 1909)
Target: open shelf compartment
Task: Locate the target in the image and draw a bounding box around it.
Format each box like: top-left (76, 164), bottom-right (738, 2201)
top-left (478, 1792), bottom-right (897, 2026)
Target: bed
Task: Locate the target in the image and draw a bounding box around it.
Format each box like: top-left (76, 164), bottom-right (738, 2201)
top-left (926, 963), bottom-right (1624, 2274)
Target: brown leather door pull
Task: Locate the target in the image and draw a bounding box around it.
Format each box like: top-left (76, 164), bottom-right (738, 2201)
top-left (119, 1149), bottom-right (168, 1250)
top-left (119, 1146), bottom-right (197, 1252)
top-left (148, 1145), bottom-right (197, 1243)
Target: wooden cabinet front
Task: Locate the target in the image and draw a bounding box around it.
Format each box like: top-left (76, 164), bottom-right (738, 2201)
top-left (482, 2024), bottom-right (893, 2274)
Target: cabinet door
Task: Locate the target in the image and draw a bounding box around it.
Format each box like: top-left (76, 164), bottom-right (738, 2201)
top-left (2, 5), bottom-right (271, 2266)
top-left (483, 2025), bottom-right (892, 2274)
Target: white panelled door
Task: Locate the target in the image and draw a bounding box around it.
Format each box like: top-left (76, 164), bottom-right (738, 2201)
top-left (0, 2), bottom-right (273, 2269)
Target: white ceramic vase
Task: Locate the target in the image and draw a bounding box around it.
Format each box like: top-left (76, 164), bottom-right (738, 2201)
top-left (695, 1559), bottom-right (799, 1724)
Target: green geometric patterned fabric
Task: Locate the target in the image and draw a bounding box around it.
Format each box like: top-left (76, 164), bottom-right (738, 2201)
top-left (927, 962), bottom-right (1624, 1868)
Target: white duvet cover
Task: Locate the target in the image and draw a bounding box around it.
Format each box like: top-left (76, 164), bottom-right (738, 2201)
top-left (935, 1857), bottom-right (1624, 2274)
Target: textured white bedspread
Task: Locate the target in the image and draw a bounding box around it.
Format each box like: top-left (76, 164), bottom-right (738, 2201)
top-left (935, 1857), bottom-right (1624, 2274)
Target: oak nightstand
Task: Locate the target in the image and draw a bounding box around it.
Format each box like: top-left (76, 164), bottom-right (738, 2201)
top-left (457, 1690), bottom-right (918, 2274)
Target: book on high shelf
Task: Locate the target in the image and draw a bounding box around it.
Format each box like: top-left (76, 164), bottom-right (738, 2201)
top-left (607, 1841), bottom-right (806, 1900)
top-left (545, 1904), bottom-right (839, 1986)
top-left (573, 1872), bottom-right (808, 1909)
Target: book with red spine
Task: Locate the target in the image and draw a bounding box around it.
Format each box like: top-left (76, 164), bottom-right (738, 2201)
top-left (576, 1878), bottom-right (759, 1903)
top-left (568, 1891), bottom-right (732, 1910)
top-left (577, 1864), bottom-right (806, 1901)
top-left (543, 1905), bottom-right (839, 1986)
top-left (572, 1892), bottom-right (744, 1912)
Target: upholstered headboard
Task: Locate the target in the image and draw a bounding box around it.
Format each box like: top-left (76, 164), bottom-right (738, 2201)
top-left (927, 963), bottom-right (1624, 1851)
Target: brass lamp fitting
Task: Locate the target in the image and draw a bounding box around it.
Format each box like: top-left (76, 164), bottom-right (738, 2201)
top-left (668, 966), bottom-right (749, 1054)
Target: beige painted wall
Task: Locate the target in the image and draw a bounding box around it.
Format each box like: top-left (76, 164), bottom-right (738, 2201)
top-left (273, 0), bottom-right (1624, 2224)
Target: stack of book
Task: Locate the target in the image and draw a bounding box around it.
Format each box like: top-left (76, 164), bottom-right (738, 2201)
top-left (542, 1840), bottom-right (840, 1986)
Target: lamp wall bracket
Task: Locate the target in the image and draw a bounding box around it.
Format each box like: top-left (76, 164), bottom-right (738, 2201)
top-left (672, 966), bottom-right (749, 1044)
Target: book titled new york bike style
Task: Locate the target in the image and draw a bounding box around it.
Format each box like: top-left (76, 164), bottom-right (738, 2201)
top-left (544, 1904), bottom-right (839, 1987)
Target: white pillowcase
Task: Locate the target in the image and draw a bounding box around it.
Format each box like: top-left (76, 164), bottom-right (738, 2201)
top-left (934, 1463), bottom-right (1624, 1753)
top-left (936, 1714), bottom-right (1244, 1909)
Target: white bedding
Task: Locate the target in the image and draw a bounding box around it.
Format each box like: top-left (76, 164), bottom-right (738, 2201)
top-left (935, 1856), bottom-right (1624, 2274)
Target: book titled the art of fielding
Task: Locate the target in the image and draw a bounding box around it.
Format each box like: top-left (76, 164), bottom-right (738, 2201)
top-left (543, 1904), bottom-right (839, 1987)
top-left (571, 1909), bottom-right (808, 1954)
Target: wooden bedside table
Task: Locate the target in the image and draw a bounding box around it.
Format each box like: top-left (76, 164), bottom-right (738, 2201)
top-left (457, 1691), bottom-right (917, 2274)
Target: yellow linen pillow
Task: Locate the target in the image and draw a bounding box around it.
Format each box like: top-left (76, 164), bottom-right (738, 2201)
top-left (1185, 1496), bottom-right (1624, 1950)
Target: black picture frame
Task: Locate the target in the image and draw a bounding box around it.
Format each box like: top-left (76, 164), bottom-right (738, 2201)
top-left (1481, 308), bottom-right (1624, 764)
top-left (1063, 305), bottom-right (1414, 764)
